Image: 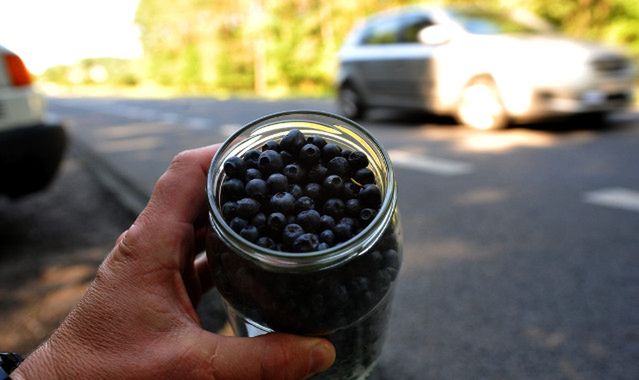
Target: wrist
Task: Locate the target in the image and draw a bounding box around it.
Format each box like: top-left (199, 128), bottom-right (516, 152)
top-left (10, 341), bottom-right (77, 380)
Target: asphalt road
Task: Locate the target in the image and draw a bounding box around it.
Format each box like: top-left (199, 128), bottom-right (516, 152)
top-left (44, 96), bottom-right (639, 379)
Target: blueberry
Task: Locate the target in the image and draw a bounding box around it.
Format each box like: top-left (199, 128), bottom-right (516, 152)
top-left (266, 173), bottom-right (288, 193)
top-left (270, 192), bottom-right (295, 214)
top-left (280, 128), bottom-right (306, 154)
top-left (320, 215), bottom-right (336, 230)
top-left (287, 214), bottom-right (297, 224)
top-left (354, 168), bottom-right (375, 185)
top-left (345, 198), bottom-right (361, 217)
top-left (245, 179), bottom-right (268, 200)
top-left (317, 242), bottom-right (330, 250)
top-left (240, 225), bottom-right (259, 242)
top-left (289, 184), bottom-right (303, 199)
top-left (334, 223), bottom-right (353, 241)
top-left (256, 236), bottom-right (276, 249)
top-left (243, 149), bottom-right (261, 168)
top-left (304, 182), bottom-right (322, 201)
top-left (245, 168), bottom-right (263, 181)
top-left (293, 233), bottom-right (319, 252)
top-left (340, 149), bottom-right (353, 159)
top-left (299, 144), bottom-right (321, 166)
top-left (327, 156), bottom-right (351, 177)
top-left (348, 151), bottom-right (369, 170)
top-left (282, 223), bottom-right (305, 246)
top-left (221, 201), bottom-right (237, 220)
top-left (251, 212), bottom-right (266, 229)
top-left (229, 217), bottom-right (248, 233)
top-left (343, 181), bottom-right (361, 199)
top-left (281, 150), bottom-right (295, 165)
top-left (360, 208), bottom-right (377, 225)
top-left (236, 198), bottom-right (261, 218)
top-left (319, 229), bottom-right (336, 245)
top-left (296, 209), bottom-right (321, 232)
top-left (262, 140), bottom-right (280, 152)
top-left (258, 150), bottom-right (283, 173)
top-left (359, 184), bottom-right (382, 208)
top-left (221, 178), bottom-right (244, 201)
top-left (322, 143), bottom-right (342, 162)
top-left (382, 249), bottom-right (400, 270)
top-left (223, 156), bottom-right (246, 179)
top-left (339, 217), bottom-right (357, 228)
top-left (323, 198), bottom-right (345, 219)
top-left (267, 212), bottom-right (287, 232)
top-left (283, 164), bottom-right (306, 184)
top-left (323, 174), bottom-right (344, 197)
top-left (307, 164), bottom-right (328, 182)
top-left (294, 196), bottom-right (315, 213)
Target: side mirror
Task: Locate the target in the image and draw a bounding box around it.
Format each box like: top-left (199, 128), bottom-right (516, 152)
top-left (418, 25), bottom-right (451, 45)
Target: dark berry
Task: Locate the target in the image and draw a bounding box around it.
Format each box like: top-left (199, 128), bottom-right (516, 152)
top-left (327, 156), bottom-right (351, 177)
top-left (283, 164), bottom-right (305, 184)
top-left (343, 181), bottom-right (361, 199)
top-left (318, 242), bottom-right (330, 250)
top-left (296, 209), bottom-right (321, 232)
top-left (252, 212), bottom-right (266, 229)
top-left (307, 135), bottom-right (327, 149)
top-left (348, 151), bottom-right (369, 170)
top-left (266, 173), bottom-right (288, 193)
top-left (322, 143), bottom-right (342, 162)
top-left (323, 198), bottom-right (345, 219)
top-left (345, 198), bottom-right (361, 217)
top-left (245, 179), bottom-right (268, 200)
top-left (256, 236), bottom-right (276, 249)
top-left (323, 175), bottom-right (344, 197)
top-left (299, 144), bottom-right (321, 166)
top-left (294, 196), bottom-right (315, 213)
top-left (320, 215), bottom-right (336, 230)
top-left (341, 149), bottom-right (353, 159)
top-left (293, 233), bottom-right (319, 252)
top-left (245, 168), bottom-right (263, 181)
top-left (360, 208), bottom-right (377, 225)
top-left (280, 150), bottom-right (295, 165)
top-left (334, 223), bottom-right (353, 241)
top-left (282, 223), bottom-right (305, 246)
top-left (270, 192), bottom-right (295, 214)
top-left (359, 184), bottom-right (382, 208)
top-left (354, 167), bottom-right (375, 185)
top-left (262, 140), bottom-right (280, 152)
top-left (304, 182), bottom-right (322, 201)
top-left (236, 198), bottom-right (260, 219)
top-left (221, 178), bottom-right (244, 201)
top-left (382, 249), bottom-right (400, 270)
top-left (267, 212), bottom-right (287, 232)
top-left (258, 150), bottom-right (283, 173)
top-left (287, 214), bottom-right (297, 224)
top-left (289, 184), bottom-right (303, 199)
top-left (280, 128), bottom-right (306, 154)
top-left (229, 217), bottom-right (248, 233)
top-left (307, 164), bottom-right (328, 182)
top-left (240, 225), bottom-right (259, 242)
top-left (339, 217), bottom-right (357, 228)
top-left (223, 156), bottom-right (246, 179)
top-left (221, 201), bottom-right (237, 220)
top-left (319, 229), bottom-right (336, 245)
top-left (243, 149), bottom-right (261, 168)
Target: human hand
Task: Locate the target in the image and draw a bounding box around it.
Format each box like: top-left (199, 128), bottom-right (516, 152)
top-left (12, 145), bottom-right (335, 380)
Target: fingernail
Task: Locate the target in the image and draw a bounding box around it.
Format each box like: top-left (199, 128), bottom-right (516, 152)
top-left (308, 340), bottom-right (336, 374)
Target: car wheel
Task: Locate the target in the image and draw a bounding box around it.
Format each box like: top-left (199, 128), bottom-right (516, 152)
top-left (338, 84), bottom-right (366, 120)
top-left (456, 78), bottom-right (507, 130)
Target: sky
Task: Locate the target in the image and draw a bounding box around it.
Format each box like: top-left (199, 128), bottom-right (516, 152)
top-left (0, 0), bottom-right (142, 73)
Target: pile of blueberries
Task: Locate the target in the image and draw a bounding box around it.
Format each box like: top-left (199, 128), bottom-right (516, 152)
top-left (220, 128), bottom-right (382, 252)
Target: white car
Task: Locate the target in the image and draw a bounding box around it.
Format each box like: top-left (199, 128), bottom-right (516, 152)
top-left (337, 6), bottom-right (635, 129)
top-left (0, 44), bottom-right (66, 198)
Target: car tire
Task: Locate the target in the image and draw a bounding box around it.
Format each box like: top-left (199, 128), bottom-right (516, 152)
top-left (456, 77), bottom-right (507, 130)
top-left (338, 83), bottom-right (367, 120)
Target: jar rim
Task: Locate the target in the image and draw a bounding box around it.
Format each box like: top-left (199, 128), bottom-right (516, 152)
top-left (206, 110), bottom-right (397, 271)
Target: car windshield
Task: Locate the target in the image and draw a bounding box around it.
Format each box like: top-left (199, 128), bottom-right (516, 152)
top-left (450, 9), bottom-right (540, 35)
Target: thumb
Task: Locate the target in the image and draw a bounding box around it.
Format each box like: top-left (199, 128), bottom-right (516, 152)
top-left (202, 332), bottom-right (336, 380)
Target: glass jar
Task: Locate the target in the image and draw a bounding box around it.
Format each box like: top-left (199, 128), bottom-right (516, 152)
top-left (206, 111), bottom-right (402, 380)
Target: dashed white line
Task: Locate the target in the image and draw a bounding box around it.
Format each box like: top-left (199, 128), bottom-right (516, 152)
top-left (389, 150), bottom-right (473, 176)
top-left (185, 117), bottom-right (213, 130)
top-left (583, 188), bottom-right (639, 213)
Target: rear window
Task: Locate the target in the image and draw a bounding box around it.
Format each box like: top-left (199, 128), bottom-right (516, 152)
top-left (451, 9), bottom-right (538, 35)
top-left (398, 16), bottom-right (434, 43)
top-left (361, 19), bottom-right (399, 45)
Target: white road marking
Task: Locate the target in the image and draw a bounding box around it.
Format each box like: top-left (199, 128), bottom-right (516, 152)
top-left (388, 150), bottom-right (473, 176)
top-left (186, 117), bottom-right (213, 130)
top-left (583, 188), bottom-right (639, 212)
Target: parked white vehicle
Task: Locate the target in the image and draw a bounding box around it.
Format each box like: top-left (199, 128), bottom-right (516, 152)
top-left (337, 6), bottom-right (635, 129)
top-left (0, 44), bottom-right (66, 198)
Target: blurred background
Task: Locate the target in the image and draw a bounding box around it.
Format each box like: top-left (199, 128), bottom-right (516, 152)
top-left (1, 1), bottom-right (638, 379)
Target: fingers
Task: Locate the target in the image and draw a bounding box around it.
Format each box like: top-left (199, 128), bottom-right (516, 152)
top-left (200, 332), bottom-right (335, 380)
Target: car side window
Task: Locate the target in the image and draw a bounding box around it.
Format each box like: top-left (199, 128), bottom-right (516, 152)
top-left (361, 18), bottom-right (399, 45)
top-left (398, 16), bottom-right (434, 43)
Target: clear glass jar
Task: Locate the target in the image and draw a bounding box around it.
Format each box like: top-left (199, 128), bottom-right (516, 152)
top-left (206, 111), bottom-right (402, 380)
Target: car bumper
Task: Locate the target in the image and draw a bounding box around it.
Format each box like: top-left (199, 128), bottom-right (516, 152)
top-left (0, 122), bottom-right (67, 198)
